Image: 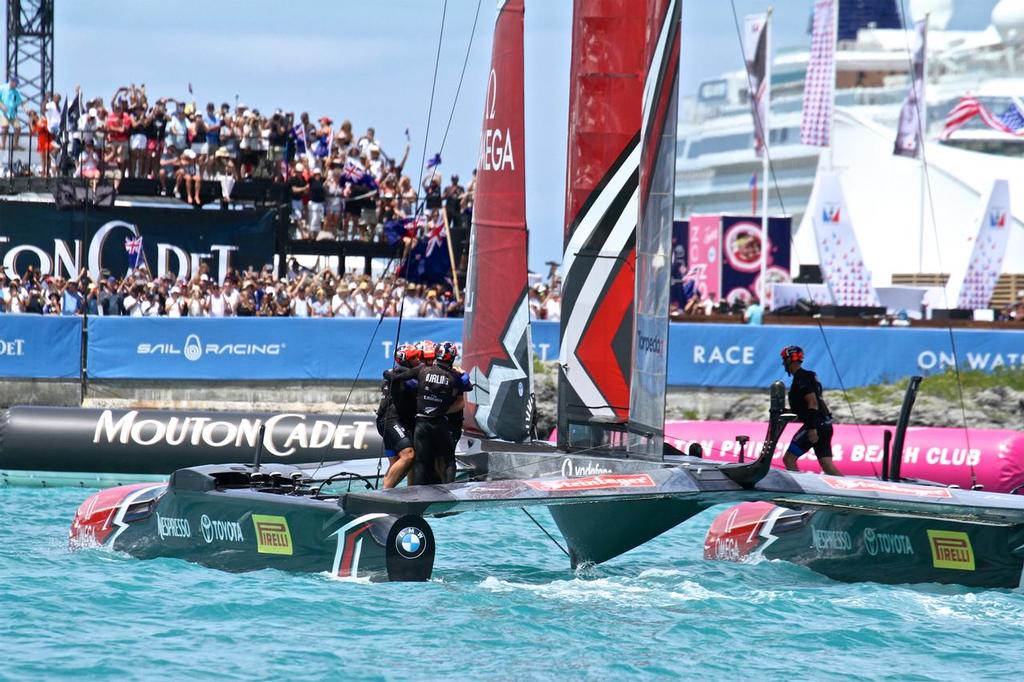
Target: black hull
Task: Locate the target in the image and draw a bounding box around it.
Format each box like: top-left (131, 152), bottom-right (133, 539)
top-left (706, 501), bottom-right (1024, 589)
top-left (71, 464), bottom-right (435, 582)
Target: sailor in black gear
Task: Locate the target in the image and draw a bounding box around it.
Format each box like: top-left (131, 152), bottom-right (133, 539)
top-left (439, 344), bottom-right (471, 483)
top-left (390, 341), bottom-right (466, 485)
top-left (780, 346), bottom-right (842, 476)
top-left (379, 344), bottom-right (421, 489)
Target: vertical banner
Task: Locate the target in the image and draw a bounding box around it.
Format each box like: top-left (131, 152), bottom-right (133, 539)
top-left (687, 215), bottom-right (722, 303)
top-left (800, 0), bottom-right (835, 147)
top-left (811, 172), bottom-right (881, 306)
top-left (743, 13), bottom-right (769, 155)
top-left (720, 215), bottom-right (791, 306)
top-left (956, 179), bottom-right (1011, 310)
top-left (893, 19), bottom-right (928, 158)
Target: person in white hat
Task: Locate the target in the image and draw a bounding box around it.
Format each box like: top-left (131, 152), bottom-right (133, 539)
top-left (180, 148), bottom-right (202, 205)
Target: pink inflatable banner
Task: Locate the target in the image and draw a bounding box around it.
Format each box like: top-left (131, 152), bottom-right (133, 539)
top-left (663, 420), bottom-right (1024, 493)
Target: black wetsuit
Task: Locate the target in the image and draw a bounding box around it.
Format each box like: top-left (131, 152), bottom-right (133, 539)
top-left (786, 367), bottom-right (834, 460)
top-left (376, 366), bottom-right (416, 457)
top-left (391, 363), bottom-right (465, 485)
top-left (439, 369), bottom-right (472, 483)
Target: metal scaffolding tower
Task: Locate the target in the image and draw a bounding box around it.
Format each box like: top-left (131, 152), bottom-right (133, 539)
top-left (5, 0), bottom-right (53, 125)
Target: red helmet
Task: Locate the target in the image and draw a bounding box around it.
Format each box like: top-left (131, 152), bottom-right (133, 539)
top-left (780, 345), bottom-right (804, 367)
top-left (435, 341), bottom-right (458, 366)
top-left (395, 343), bottom-right (421, 368)
top-left (417, 340), bottom-right (437, 363)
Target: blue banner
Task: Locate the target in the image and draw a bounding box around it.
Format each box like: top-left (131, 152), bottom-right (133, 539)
top-left (85, 318), bottom-right (1024, 388)
top-left (87, 318), bottom-right (564, 381)
top-left (668, 323), bottom-right (1024, 389)
top-left (0, 315), bottom-right (81, 378)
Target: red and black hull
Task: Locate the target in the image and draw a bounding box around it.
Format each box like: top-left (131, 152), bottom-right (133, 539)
top-left (70, 464), bottom-right (434, 582)
top-left (705, 501), bottom-right (1024, 589)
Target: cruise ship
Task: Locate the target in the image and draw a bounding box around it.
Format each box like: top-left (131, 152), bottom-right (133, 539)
top-left (676, 0), bottom-right (1024, 301)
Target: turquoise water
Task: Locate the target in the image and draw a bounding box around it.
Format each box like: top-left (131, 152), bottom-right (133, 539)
top-left (2, 486), bottom-right (1021, 680)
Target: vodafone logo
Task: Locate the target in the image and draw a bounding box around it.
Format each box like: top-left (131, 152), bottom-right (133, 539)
top-left (525, 473), bottom-right (656, 492)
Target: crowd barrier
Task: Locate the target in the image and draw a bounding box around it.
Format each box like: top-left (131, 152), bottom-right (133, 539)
top-left (86, 317), bottom-right (562, 381)
top-left (0, 316), bottom-right (81, 378)
top-left (0, 316), bottom-right (1021, 388)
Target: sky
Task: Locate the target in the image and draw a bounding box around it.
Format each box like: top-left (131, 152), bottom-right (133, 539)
top-left (8, 0), bottom-right (1002, 270)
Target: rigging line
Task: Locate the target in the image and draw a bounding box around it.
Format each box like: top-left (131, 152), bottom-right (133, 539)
top-left (308, 254), bottom-right (402, 483)
top-left (896, 0), bottom-right (974, 481)
top-left (396, 0), bottom-right (449, 350)
top-left (521, 507), bottom-right (571, 558)
top-left (727, 0), bottom-right (877, 477)
top-left (437, 0), bottom-right (484, 155)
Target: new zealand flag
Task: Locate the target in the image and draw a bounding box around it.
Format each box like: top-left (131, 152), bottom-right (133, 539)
top-left (404, 223), bottom-right (451, 285)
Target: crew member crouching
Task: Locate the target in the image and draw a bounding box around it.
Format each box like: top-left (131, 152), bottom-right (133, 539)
top-left (780, 345), bottom-right (842, 476)
top-left (378, 343), bottom-right (421, 489)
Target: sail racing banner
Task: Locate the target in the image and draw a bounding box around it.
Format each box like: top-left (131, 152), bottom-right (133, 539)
top-left (84, 317), bottom-right (1023, 388)
top-left (87, 317), bottom-right (563, 381)
top-left (0, 200), bottom-right (276, 283)
top-left (669, 323), bottom-right (1024, 389)
top-left (0, 315), bottom-right (81, 378)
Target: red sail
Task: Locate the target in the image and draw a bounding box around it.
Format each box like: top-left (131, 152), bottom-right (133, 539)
top-left (629, 0), bottom-right (680, 455)
top-left (462, 0), bottom-right (532, 442)
top-left (557, 0), bottom-right (645, 449)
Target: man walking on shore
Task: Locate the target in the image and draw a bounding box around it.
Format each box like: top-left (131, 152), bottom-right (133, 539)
top-left (780, 346), bottom-right (842, 476)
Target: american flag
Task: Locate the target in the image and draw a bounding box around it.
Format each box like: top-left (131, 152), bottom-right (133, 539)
top-left (941, 96), bottom-right (1024, 139)
top-left (800, 0), bottom-right (835, 147)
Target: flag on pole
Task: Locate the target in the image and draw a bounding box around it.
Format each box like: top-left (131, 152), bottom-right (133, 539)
top-left (426, 152), bottom-right (442, 169)
top-left (893, 19), bottom-right (928, 158)
top-left (941, 96), bottom-right (1024, 139)
top-left (125, 236), bottom-right (144, 271)
top-left (800, 0), bottom-right (835, 147)
top-left (743, 13), bottom-right (769, 156)
top-left (749, 172), bottom-right (758, 214)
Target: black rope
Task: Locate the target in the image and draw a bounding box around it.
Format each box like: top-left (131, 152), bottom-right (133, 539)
top-left (896, 0), bottom-right (975, 483)
top-left (728, 0), bottom-right (877, 476)
top-left (521, 507), bottom-right (570, 558)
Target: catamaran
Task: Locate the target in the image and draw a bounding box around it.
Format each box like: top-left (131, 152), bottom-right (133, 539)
top-left (71, 0), bottom-right (1024, 587)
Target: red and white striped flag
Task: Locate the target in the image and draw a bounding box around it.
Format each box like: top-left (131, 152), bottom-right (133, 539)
top-left (941, 95), bottom-right (1024, 139)
top-left (801, 0), bottom-right (835, 147)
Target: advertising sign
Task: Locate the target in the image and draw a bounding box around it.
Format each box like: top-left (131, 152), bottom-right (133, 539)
top-left (0, 315), bottom-right (80, 378)
top-left (0, 200), bottom-right (275, 283)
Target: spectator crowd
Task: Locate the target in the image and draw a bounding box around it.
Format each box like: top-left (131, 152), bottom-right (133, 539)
top-left (0, 259), bottom-right (463, 318)
top-left (0, 81), bottom-right (476, 244)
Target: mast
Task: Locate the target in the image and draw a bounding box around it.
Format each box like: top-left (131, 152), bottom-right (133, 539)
top-left (557, 0), bottom-right (645, 450)
top-left (462, 0), bottom-right (532, 442)
top-left (628, 0), bottom-right (680, 457)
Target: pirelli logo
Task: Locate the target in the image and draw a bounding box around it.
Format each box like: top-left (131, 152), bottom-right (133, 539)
top-left (927, 530), bottom-right (975, 571)
top-left (253, 514), bottom-right (293, 555)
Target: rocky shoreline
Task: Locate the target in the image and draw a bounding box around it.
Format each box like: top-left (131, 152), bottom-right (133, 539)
top-left (531, 362), bottom-right (1024, 435)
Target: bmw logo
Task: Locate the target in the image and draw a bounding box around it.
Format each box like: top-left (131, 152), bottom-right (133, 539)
top-left (396, 527), bottom-right (426, 559)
